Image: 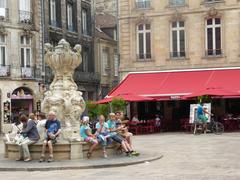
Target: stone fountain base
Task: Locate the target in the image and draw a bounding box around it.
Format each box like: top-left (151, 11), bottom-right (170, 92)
top-left (4, 141), bottom-right (119, 160)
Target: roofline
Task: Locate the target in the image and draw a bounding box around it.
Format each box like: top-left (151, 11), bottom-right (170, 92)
top-left (127, 66), bottom-right (240, 75)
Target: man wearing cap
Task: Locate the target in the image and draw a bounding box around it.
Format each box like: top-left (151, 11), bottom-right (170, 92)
top-left (39, 111), bottom-right (61, 162)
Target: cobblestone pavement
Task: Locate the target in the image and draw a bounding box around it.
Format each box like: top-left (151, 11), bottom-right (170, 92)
top-left (1, 133), bottom-right (240, 180)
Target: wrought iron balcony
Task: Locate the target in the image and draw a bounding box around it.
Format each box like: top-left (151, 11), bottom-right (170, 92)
top-left (0, 65), bottom-right (10, 77)
top-left (135, 0), bottom-right (151, 9)
top-left (137, 53), bottom-right (152, 60)
top-left (21, 66), bottom-right (41, 79)
top-left (205, 49), bottom-right (222, 57)
top-left (74, 71), bottom-right (101, 83)
top-left (19, 10), bottom-right (33, 24)
top-left (170, 51), bottom-right (186, 59)
top-left (0, 8), bottom-right (9, 22)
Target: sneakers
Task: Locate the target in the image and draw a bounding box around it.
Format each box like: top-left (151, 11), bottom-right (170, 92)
top-left (24, 157), bottom-right (32, 162)
top-left (103, 151), bottom-right (108, 158)
top-left (47, 156), bottom-right (54, 163)
top-left (130, 151), bottom-right (140, 156)
top-left (39, 155), bottom-right (45, 163)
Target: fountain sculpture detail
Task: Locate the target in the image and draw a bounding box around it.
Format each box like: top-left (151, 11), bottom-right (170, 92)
top-left (42, 39), bottom-right (86, 141)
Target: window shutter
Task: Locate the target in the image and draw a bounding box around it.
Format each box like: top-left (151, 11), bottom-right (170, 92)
top-left (56, 0), bottom-right (61, 27)
top-left (73, 0), bottom-right (77, 32)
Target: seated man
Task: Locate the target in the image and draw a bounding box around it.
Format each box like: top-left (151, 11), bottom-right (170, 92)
top-left (107, 113), bottom-right (138, 156)
top-left (95, 115), bottom-right (111, 158)
top-left (197, 103), bottom-right (213, 133)
top-left (115, 112), bottom-right (133, 149)
top-left (39, 111), bottom-right (61, 162)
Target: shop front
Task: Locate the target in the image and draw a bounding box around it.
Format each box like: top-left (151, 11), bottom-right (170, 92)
top-left (103, 68), bottom-right (240, 132)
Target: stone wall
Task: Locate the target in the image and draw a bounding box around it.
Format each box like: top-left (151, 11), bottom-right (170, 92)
top-left (118, 0), bottom-right (240, 79)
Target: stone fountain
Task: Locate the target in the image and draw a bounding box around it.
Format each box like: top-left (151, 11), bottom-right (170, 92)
top-left (42, 39), bottom-right (86, 141)
top-left (4, 39), bottom-right (118, 160)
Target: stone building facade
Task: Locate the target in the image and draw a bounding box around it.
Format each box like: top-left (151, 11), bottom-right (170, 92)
top-left (95, 14), bottom-right (118, 99)
top-left (95, 0), bottom-right (117, 16)
top-left (43, 0), bottom-right (99, 101)
top-left (118, 0), bottom-right (240, 79)
top-left (0, 0), bottom-right (42, 132)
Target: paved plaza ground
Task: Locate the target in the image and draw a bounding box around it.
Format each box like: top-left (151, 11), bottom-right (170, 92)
top-left (1, 132), bottom-right (240, 180)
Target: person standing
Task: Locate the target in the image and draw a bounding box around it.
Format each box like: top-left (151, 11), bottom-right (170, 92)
top-left (39, 111), bottom-right (61, 162)
top-left (197, 103), bottom-right (213, 133)
top-left (16, 114), bottom-right (40, 162)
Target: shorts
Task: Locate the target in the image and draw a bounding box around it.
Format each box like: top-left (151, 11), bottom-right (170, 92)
top-left (111, 134), bottom-right (124, 144)
top-left (198, 115), bottom-right (208, 123)
top-left (84, 137), bottom-right (98, 144)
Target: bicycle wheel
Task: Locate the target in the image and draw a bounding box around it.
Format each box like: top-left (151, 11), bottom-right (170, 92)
top-left (212, 122), bottom-right (224, 135)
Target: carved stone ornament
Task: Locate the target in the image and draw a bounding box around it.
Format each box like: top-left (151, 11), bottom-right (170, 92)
top-left (207, 7), bottom-right (219, 17)
top-left (42, 39), bottom-right (86, 141)
top-left (172, 9), bottom-right (183, 21)
top-left (136, 13), bottom-right (151, 25)
top-left (0, 24), bottom-right (6, 34)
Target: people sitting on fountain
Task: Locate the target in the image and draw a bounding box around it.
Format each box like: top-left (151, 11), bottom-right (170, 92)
top-left (107, 113), bottom-right (136, 156)
top-left (16, 114), bottom-right (40, 162)
top-left (95, 115), bottom-right (111, 158)
top-left (80, 116), bottom-right (98, 159)
top-left (39, 111), bottom-right (61, 163)
top-left (115, 112), bottom-right (134, 151)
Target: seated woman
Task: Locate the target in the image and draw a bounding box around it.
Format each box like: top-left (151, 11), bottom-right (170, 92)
top-left (95, 115), bottom-right (111, 158)
top-left (80, 116), bottom-right (98, 159)
top-left (107, 113), bottom-right (137, 156)
top-left (16, 114), bottom-right (40, 162)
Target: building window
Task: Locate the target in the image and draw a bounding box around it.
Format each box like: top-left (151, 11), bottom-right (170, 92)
top-left (114, 52), bottom-right (119, 76)
top-left (136, 0), bottom-right (151, 9)
top-left (170, 21), bottom-right (185, 58)
top-left (49, 0), bottom-right (61, 27)
top-left (101, 48), bottom-right (109, 76)
top-left (19, 0), bottom-right (31, 22)
top-left (67, 3), bottom-right (73, 31)
top-left (0, 34), bottom-right (6, 66)
top-left (137, 23), bottom-right (151, 59)
top-left (169, 0), bottom-right (185, 6)
top-left (20, 36), bottom-right (31, 67)
top-left (82, 9), bottom-right (88, 35)
top-left (82, 49), bottom-right (89, 72)
top-left (205, 18), bottom-right (221, 56)
top-left (50, 0), bottom-right (56, 26)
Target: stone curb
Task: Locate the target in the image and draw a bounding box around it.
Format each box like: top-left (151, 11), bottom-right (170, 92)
top-left (0, 155), bottom-right (163, 172)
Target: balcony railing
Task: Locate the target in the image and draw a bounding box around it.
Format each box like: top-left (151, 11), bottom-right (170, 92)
top-left (21, 66), bottom-right (41, 79)
top-left (204, 0), bottom-right (222, 3)
top-left (205, 49), bottom-right (222, 57)
top-left (170, 51), bottom-right (186, 59)
top-left (169, 0), bottom-right (187, 7)
top-left (0, 8), bottom-right (9, 22)
top-left (19, 10), bottom-right (33, 24)
top-left (0, 65), bottom-right (10, 77)
top-left (50, 20), bottom-right (62, 28)
top-left (137, 53), bottom-right (152, 60)
top-left (74, 71), bottom-right (101, 83)
top-left (135, 0), bottom-right (151, 9)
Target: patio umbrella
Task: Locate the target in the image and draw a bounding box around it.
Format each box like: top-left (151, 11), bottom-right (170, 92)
top-left (96, 93), bottom-right (154, 104)
top-left (183, 87), bottom-right (240, 99)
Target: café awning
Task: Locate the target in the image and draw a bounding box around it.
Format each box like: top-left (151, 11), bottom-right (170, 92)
top-left (107, 68), bottom-right (240, 100)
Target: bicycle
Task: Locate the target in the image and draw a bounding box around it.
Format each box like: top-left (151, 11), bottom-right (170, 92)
top-left (192, 116), bottom-right (224, 135)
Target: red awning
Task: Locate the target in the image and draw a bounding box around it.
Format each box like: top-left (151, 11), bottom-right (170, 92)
top-left (96, 93), bottom-right (154, 104)
top-left (183, 87), bottom-right (240, 99)
top-left (107, 69), bottom-right (240, 100)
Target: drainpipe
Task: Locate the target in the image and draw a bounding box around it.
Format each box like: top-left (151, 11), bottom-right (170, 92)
top-left (41, 0), bottom-right (45, 84)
